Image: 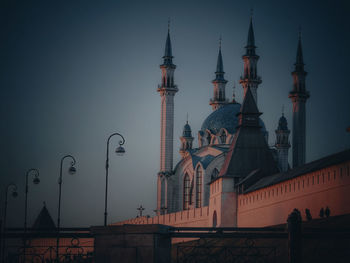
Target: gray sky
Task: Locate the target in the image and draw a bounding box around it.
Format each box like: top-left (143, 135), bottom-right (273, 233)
top-left (1, 0), bottom-right (349, 227)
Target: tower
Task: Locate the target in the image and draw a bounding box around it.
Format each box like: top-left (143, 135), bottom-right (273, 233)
top-left (156, 25), bottom-right (178, 214)
top-left (179, 119), bottom-right (194, 158)
top-left (210, 39), bottom-right (228, 110)
top-left (239, 15), bottom-right (262, 103)
top-left (275, 108), bottom-right (291, 172)
top-left (289, 32), bottom-right (309, 168)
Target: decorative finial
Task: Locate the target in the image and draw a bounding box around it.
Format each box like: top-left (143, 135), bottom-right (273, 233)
top-left (219, 35), bottom-right (222, 50)
top-left (282, 105), bottom-right (284, 116)
top-left (250, 8), bottom-right (254, 19)
top-left (43, 201), bottom-right (46, 207)
top-left (298, 26), bottom-right (302, 40)
top-left (186, 113), bottom-right (189, 124)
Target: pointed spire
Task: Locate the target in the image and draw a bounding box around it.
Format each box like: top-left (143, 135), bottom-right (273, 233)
top-left (216, 47), bottom-right (224, 73)
top-left (245, 11), bottom-right (256, 55)
top-left (295, 28), bottom-right (304, 69)
top-left (214, 37), bottom-right (226, 81)
top-left (163, 19), bottom-right (173, 65)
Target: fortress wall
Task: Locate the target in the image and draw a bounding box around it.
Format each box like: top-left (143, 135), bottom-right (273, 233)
top-left (237, 161), bottom-right (350, 227)
top-left (112, 206), bottom-right (210, 227)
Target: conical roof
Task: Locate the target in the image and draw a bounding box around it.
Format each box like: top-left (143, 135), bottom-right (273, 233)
top-left (164, 31), bottom-right (173, 58)
top-left (162, 30), bottom-right (174, 65)
top-left (245, 17), bottom-right (256, 56)
top-left (294, 33), bottom-right (305, 71)
top-left (32, 203), bottom-right (56, 230)
top-left (219, 87), bottom-right (279, 179)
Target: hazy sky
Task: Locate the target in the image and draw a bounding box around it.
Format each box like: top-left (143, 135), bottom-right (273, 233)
top-left (1, 0), bottom-right (349, 227)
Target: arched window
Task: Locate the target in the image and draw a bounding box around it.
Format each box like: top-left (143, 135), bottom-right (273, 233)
top-left (183, 174), bottom-right (190, 210)
top-left (213, 211), bottom-right (217, 228)
top-left (196, 167), bottom-right (203, 208)
top-left (220, 132), bottom-right (226, 144)
top-left (207, 134), bottom-right (211, 145)
top-left (211, 168), bottom-right (219, 181)
top-left (161, 178), bottom-right (165, 208)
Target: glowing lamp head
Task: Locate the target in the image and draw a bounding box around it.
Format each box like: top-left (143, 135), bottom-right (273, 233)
top-left (12, 191), bottom-right (18, 198)
top-left (33, 177), bottom-right (40, 185)
top-left (69, 166), bottom-right (77, 175)
top-left (115, 145), bottom-right (125, 156)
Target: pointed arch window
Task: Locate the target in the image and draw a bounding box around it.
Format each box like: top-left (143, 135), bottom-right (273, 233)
top-left (207, 134), bottom-right (211, 145)
top-left (183, 174), bottom-right (190, 210)
top-left (220, 131), bottom-right (227, 144)
top-left (196, 167), bottom-right (203, 208)
top-left (213, 211), bottom-right (217, 228)
top-left (161, 178), bottom-right (166, 208)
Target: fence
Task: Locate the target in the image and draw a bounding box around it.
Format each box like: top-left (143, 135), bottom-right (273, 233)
top-left (1, 212), bottom-right (350, 263)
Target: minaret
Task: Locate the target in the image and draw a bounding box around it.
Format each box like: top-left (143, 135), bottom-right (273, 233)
top-left (156, 24), bottom-right (178, 214)
top-left (289, 31), bottom-right (309, 168)
top-left (275, 107), bottom-right (291, 172)
top-left (179, 118), bottom-right (194, 158)
top-left (239, 15), bottom-right (262, 103)
top-left (210, 38), bottom-right (228, 110)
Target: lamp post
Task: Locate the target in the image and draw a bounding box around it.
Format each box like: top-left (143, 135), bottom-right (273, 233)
top-left (104, 132), bottom-right (125, 226)
top-left (1, 183), bottom-right (18, 263)
top-left (56, 155), bottom-right (76, 262)
top-left (24, 169), bottom-right (40, 258)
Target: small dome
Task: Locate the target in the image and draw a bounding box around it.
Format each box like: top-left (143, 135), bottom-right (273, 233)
top-left (182, 122), bottom-right (192, 137)
top-left (201, 103), bottom-right (267, 135)
top-left (278, 115), bottom-right (288, 131)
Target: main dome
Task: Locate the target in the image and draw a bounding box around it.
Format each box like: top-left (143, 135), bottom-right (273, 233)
top-left (201, 103), bottom-right (267, 134)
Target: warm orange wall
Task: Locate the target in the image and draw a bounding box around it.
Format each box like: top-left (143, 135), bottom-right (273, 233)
top-left (112, 206), bottom-right (210, 227)
top-left (237, 161), bottom-right (350, 227)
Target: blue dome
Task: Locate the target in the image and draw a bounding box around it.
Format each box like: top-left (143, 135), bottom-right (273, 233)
top-left (201, 103), bottom-right (267, 134)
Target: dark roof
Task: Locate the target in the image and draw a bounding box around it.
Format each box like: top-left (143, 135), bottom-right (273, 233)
top-left (191, 155), bottom-right (216, 169)
top-left (245, 149), bottom-right (350, 193)
top-left (219, 88), bottom-right (279, 178)
top-left (239, 85), bottom-right (260, 116)
top-left (32, 204), bottom-right (56, 230)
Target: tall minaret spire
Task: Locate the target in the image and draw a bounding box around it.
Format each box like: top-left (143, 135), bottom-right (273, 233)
top-left (239, 12), bottom-right (262, 104)
top-left (157, 23), bottom-right (178, 214)
top-left (289, 29), bottom-right (310, 168)
top-left (210, 37), bottom-right (228, 110)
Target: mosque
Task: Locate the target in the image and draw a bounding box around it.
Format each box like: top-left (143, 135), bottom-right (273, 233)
top-left (116, 17), bottom-right (350, 228)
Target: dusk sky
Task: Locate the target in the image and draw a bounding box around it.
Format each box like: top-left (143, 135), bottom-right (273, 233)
top-left (1, 0), bottom-right (349, 227)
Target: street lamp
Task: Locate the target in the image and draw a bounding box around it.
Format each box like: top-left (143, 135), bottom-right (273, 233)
top-left (1, 183), bottom-right (18, 263)
top-left (24, 169), bottom-right (40, 258)
top-left (56, 155), bottom-right (77, 262)
top-left (104, 132), bottom-right (125, 226)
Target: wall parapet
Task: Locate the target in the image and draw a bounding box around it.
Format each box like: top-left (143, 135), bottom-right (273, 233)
top-left (111, 206), bottom-right (210, 227)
